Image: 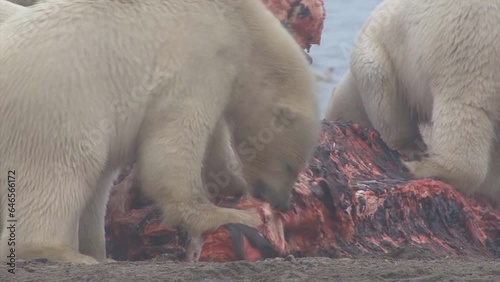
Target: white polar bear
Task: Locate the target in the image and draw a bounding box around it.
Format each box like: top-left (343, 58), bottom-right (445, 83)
top-left (0, 0), bottom-right (248, 202)
top-left (203, 118), bottom-right (249, 200)
top-left (325, 0), bottom-right (500, 203)
top-left (0, 0), bottom-right (319, 264)
top-left (0, 0), bottom-right (25, 23)
top-left (0, 0), bottom-right (248, 256)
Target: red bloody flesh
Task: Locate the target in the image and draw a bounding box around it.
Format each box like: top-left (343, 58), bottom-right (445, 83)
top-left (260, 0), bottom-right (326, 51)
top-left (105, 121), bottom-right (499, 262)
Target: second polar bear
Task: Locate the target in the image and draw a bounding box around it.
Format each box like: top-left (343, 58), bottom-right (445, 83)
top-left (325, 0), bottom-right (500, 202)
top-left (0, 0), bottom-right (319, 264)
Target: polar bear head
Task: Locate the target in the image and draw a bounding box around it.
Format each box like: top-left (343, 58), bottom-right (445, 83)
top-left (232, 103), bottom-right (319, 212)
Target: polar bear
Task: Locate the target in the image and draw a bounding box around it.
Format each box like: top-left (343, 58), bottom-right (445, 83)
top-left (325, 0), bottom-right (500, 203)
top-left (0, 0), bottom-right (25, 23)
top-left (0, 0), bottom-right (244, 252)
top-left (0, 0), bottom-right (245, 227)
top-left (0, 0), bottom-right (319, 264)
top-left (0, 0), bottom-right (310, 205)
top-left (0, 0), bottom-right (292, 204)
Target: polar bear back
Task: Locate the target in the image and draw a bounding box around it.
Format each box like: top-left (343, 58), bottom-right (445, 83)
top-left (0, 0), bottom-right (257, 160)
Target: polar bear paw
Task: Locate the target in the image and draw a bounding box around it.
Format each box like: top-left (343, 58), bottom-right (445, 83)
top-left (402, 158), bottom-right (440, 179)
top-left (395, 139), bottom-right (429, 162)
top-left (181, 207), bottom-right (261, 262)
top-left (225, 223), bottom-right (279, 260)
top-left (402, 155), bottom-right (486, 195)
top-left (104, 258), bottom-right (117, 263)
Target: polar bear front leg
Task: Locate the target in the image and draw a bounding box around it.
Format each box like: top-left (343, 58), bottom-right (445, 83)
top-left (403, 93), bottom-right (496, 194)
top-left (136, 92), bottom-right (257, 262)
top-left (350, 37), bottom-right (424, 158)
top-left (78, 168), bottom-right (118, 262)
top-left (204, 118), bottom-right (248, 201)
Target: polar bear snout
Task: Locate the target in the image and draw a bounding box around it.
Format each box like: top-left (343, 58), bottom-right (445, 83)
top-left (252, 179), bottom-right (291, 212)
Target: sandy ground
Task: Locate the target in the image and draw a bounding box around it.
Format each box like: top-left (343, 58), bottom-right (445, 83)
top-left (1, 255), bottom-right (499, 282)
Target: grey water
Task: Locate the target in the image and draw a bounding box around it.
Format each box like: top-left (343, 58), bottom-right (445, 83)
top-left (308, 0), bottom-right (383, 117)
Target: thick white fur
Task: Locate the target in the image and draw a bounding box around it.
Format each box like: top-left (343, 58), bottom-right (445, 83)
top-left (0, 0), bottom-right (246, 236)
top-left (203, 118), bottom-right (248, 200)
top-left (0, 0), bottom-right (25, 23)
top-left (0, 0), bottom-right (319, 264)
top-left (0, 0), bottom-right (25, 255)
top-left (325, 0), bottom-right (500, 203)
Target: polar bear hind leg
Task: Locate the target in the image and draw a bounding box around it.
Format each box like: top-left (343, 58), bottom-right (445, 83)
top-left (0, 158), bottom-right (103, 264)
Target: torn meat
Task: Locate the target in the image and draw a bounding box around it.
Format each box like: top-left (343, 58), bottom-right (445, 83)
top-left (105, 121), bottom-right (500, 262)
top-left (261, 0), bottom-right (326, 50)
